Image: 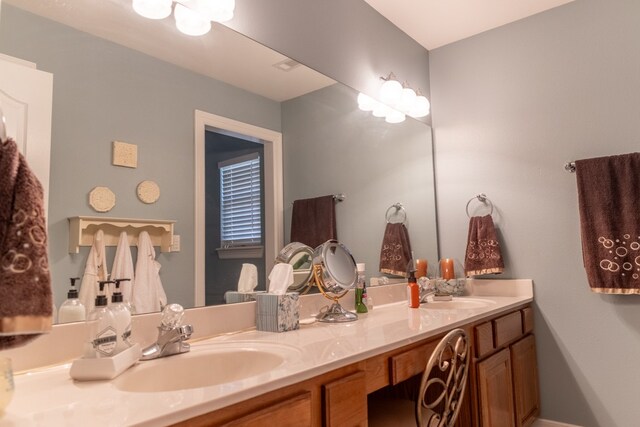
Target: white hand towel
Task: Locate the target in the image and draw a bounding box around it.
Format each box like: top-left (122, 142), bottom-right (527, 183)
top-left (78, 230), bottom-right (109, 314)
top-left (133, 231), bottom-right (167, 314)
top-left (111, 231), bottom-right (135, 309)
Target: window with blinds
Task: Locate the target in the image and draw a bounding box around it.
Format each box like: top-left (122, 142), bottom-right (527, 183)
top-left (219, 153), bottom-right (262, 248)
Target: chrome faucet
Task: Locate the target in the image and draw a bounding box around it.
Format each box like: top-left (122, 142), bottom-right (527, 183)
top-left (141, 304), bottom-right (194, 361)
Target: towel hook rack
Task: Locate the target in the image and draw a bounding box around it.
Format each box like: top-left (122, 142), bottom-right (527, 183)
top-left (385, 202), bottom-right (407, 224)
top-left (466, 193), bottom-right (494, 218)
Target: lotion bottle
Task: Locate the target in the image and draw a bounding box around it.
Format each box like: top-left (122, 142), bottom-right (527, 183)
top-left (355, 263), bottom-right (368, 314)
top-left (407, 267), bottom-right (420, 308)
top-left (86, 280), bottom-right (117, 358)
top-left (110, 278), bottom-right (132, 354)
top-left (58, 277), bottom-right (86, 323)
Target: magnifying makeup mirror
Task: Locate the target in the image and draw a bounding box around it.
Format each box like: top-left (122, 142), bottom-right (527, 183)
top-left (275, 242), bottom-right (315, 293)
top-left (312, 240), bottom-right (358, 323)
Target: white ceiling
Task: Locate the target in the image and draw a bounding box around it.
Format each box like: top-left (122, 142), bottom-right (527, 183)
top-left (364, 0), bottom-right (576, 50)
top-left (4, 0), bottom-right (335, 102)
top-left (4, 0), bottom-right (577, 101)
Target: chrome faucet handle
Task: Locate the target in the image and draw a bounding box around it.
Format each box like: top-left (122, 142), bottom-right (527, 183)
top-left (161, 303), bottom-right (185, 330)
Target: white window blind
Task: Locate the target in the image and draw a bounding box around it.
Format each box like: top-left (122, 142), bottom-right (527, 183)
top-left (219, 153), bottom-right (262, 248)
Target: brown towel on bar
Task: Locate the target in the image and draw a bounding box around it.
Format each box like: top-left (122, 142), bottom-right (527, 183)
top-left (0, 139), bottom-right (52, 349)
top-left (290, 195), bottom-right (337, 249)
top-left (379, 223), bottom-right (412, 277)
top-left (464, 215), bottom-right (504, 276)
top-left (576, 153), bottom-right (640, 294)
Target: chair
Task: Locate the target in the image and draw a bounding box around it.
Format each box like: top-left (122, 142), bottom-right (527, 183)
top-left (368, 329), bottom-right (471, 427)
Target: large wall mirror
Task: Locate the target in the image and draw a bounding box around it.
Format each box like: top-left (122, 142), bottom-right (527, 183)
top-left (0, 0), bottom-right (438, 322)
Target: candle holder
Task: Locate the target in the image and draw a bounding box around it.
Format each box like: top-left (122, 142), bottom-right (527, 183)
top-left (434, 258), bottom-right (467, 296)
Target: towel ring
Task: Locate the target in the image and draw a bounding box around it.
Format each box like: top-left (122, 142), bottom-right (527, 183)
top-left (465, 194), bottom-right (494, 218)
top-left (385, 203), bottom-right (407, 224)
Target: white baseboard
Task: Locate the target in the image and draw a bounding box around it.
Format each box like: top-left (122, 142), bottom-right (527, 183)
top-left (533, 419), bottom-right (583, 427)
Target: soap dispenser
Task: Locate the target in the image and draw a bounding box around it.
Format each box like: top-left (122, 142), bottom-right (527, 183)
top-left (407, 261), bottom-right (420, 308)
top-left (111, 278), bottom-right (132, 354)
top-left (87, 280), bottom-right (117, 358)
top-left (58, 277), bottom-right (86, 323)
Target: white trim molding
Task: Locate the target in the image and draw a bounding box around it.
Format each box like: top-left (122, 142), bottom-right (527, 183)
top-left (194, 110), bottom-right (283, 307)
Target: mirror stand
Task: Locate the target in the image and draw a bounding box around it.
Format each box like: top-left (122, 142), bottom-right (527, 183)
top-left (313, 265), bottom-right (358, 323)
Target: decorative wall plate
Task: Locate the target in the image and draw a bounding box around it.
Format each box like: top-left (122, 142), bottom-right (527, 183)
top-left (89, 187), bottom-right (116, 212)
top-left (137, 180), bottom-right (160, 204)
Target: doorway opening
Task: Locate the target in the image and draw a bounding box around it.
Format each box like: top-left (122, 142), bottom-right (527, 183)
top-left (194, 110), bottom-right (283, 307)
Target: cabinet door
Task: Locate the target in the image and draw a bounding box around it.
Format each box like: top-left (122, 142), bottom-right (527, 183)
top-left (511, 335), bottom-right (540, 427)
top-left (477, 349), bottom-right (515, 427)
top-left (323, 371), bottom-right (367, 427)
top-left (223, 392), bottom-right (312, 427)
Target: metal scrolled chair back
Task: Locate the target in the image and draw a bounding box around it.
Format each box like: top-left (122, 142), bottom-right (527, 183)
top-left (416, 328), bottom-right (470, 427)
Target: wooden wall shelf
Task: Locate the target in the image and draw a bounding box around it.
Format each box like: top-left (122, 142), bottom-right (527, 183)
top-left (68, 216), bottom-right (176, 253)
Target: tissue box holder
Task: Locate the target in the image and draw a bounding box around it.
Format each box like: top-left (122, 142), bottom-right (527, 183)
top-left (225, 290), bottom-right (266, 304)
top-left (256, 292), bottom-right (299, 332)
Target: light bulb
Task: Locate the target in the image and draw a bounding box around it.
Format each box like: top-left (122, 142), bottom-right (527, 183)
top-left (385, 109), bottom-right (406, 124)
top-left (409, 95), bottom-right (431, 118)
top-left (202, 0), bottom-right (235, 22)
top-left (372, 102), bottom-right (390, 118)
top-left (175, 4), bottom-right (212, 36)
top-left (132, 0), bottom-right (172, 20)
top-left (379, 79), bottom-right (403, 108)
top-left (399, 87), bottom-right (416, 114)
top-left (357, 93), bottom-right (376, 112)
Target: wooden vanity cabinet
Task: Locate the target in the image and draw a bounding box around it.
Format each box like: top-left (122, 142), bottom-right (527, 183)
top-left (173, 305), bottom-right (537, 427)
top-left (473, 305), bottom-right (540, 427)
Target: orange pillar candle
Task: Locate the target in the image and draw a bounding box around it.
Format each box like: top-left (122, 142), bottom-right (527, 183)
top-left (440, 258), bottom-right (455, 280)
top-left (416, 259), bottom-right (428, 279)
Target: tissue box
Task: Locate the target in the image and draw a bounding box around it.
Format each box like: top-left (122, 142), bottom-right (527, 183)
top-left (255, 292), bottom-right (300, 332)
top-left (224, 291), bottom-right (266, 304)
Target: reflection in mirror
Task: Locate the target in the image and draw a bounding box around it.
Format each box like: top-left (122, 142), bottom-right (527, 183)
top-left (0, 0), bottom-right (438, 323)
top-left (274, 242), bottom-right (314, 294)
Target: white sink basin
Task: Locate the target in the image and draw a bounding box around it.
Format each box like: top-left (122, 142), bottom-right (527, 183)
top-left (113, 341), bottom-right (301, 392)
top-left (421, 298), bottom-right (496, 310)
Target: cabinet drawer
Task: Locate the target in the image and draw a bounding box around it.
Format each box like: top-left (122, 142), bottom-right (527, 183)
top-left (522, 307), bottom-right (534, 335)
top-left (474, 321), bottom-right (494, 358)
top-left (493, 311), bottom-right (523, 348)
top-left (390, 339), bottom-right (438, 385)
top-left (223, 392), bottom-right (311, 426)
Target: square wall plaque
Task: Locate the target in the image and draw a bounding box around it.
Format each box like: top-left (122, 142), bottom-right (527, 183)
top-left (112, 141), bottom-right (138, 168)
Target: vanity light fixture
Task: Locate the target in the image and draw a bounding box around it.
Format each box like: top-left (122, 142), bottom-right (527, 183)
top-left (357, 73), bottom-right (430, 124)
top-left (132, 0), bottom-right (235, 36)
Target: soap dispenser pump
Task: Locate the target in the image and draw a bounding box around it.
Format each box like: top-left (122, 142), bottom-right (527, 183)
top-left (58, 277), bottom-right (86, 323)
top-left (111, 279), bottom-right (133, 354)
top-left (87, 280), bottom-right (117, 358)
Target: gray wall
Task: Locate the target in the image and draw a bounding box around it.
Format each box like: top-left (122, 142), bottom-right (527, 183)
top-left (0, 5), bottom-right (281, 308)
top-left (227, 0), bottom-right (431, 123)
top-left (429, 0), bottom-right (640, 425)
top-left (282, 83), bottom-right (438, 275)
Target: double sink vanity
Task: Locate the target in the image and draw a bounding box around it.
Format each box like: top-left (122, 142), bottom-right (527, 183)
top-left (2, 279), bottom-right (538, 426)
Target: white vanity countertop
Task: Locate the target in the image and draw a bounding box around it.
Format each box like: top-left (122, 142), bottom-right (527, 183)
top-left (1, 280), bottom-right (533, 426)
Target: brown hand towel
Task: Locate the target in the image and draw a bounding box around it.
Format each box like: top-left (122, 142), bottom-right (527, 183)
top-left (464, 215), bottom-right (504, 276)
top-left (576, 153), bottom-right (640, 294)
top-left (379, 222), bottom-right (412, 277)
top-left (290, 195), bottom-right (337, 249)
top-left (0, 139), bottom-right (52, 349)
